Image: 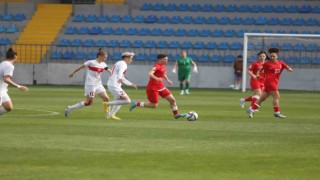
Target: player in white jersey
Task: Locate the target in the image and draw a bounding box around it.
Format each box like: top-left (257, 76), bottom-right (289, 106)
top-left (65, 48), bottom-right (111, 118)
top-left (0, 48), bottom-right (29, 116)
top-left (103, 52), bottom-right (137, 120)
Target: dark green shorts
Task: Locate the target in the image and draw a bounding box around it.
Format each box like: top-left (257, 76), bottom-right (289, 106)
top-left (178, 73), bottom-right (191, 81)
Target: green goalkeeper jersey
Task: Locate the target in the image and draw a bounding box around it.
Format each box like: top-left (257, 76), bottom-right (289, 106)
top-left (176, 57), bottom-right (193, 73)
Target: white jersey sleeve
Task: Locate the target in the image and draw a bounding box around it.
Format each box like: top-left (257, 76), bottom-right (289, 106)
top-left (0, 61), bottom-right (14, 94)
top-left (107, 61), bottom-right (127, 88)
top-left (83, 59), bottom-right (107, 86)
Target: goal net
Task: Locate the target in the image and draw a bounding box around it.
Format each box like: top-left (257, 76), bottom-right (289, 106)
top-left (242, 33), bottom-right (320, 92)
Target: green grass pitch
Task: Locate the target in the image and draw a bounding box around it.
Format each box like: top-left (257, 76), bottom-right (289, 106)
top-left (0, 86), bottom-right (319, 179)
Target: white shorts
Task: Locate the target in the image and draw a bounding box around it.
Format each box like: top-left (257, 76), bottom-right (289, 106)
top-left (108, 86), bottom-right (128, 99)
top-left (0, 92), bottom-right (11, 104)
top-left (84, 84), bottom-right (106, 98)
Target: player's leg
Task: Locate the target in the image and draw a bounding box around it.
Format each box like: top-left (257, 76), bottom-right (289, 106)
top-left (179, 80), bottom-right (185, 95)
top-left (130, 90), bottom-right (158, 111)
top-left (0, 94), bottom-right (13, 115)
top-left (178, 73), bottom-right (185, 95)
top-left (105, 88), bottom-right (131, 120)
top-left (270, 91), bottom-right (285, 118)
top-left (247, 91), bottom-right (269, 118)
top-left (185, 74), bottom-right (191, 95)
top-left (161, 89), bottom-right (186, 119)
top-left (250, 88), bottom-right (262, 108)
top-left (95, 85), bottom-right (110, 113)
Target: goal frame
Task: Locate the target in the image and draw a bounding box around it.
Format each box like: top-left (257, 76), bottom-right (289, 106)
top-left (242, 33), bottom-right (320, 92)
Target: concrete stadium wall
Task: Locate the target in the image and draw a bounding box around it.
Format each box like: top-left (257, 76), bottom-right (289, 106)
top-left (13, 63), bottom-right (320, 91)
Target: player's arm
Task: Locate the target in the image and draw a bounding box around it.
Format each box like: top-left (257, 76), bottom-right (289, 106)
top-left (191, 60), bottom-right (198, 73)
top-left (105, 66), bottom-right (112, 74)
top-left (256, 67), bottom-right (263, 78)
top-left (164, 74), bottom-right (173, 85)
top-left (172, 61), bottom-right (178, 73)
top-left (69, 64), bottom-right (85, 78)
top-left (4, 75), bottom-right (29, 92)
top-left (247, 69), bottom-right (257, 79)
top-left (283, 62), bottom-right (293, 72)
top-left (148, 69), bottom-right (162, 82)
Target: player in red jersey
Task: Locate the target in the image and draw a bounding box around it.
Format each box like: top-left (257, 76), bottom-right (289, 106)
top-left (247, 48), bottom-right (293, 118)
top-left (240, 51), bottom-right (268, 109)
top-left (129, 54), bottom-right (186, 119)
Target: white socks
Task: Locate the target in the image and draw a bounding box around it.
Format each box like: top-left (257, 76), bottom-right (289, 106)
top-left (109, 105), bottom-right (122, 116)
top-left (108, 99), bottom-right (131, 106)
top-left (0, 106), bottom-right (7, 115)
top-left (68, 101), bottom-right (85, 110)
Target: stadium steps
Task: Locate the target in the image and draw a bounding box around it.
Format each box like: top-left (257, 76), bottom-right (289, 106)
top-left (14, 4), bottom-right (72, 63)
top-left (95, 0), bottom-right (125, 4)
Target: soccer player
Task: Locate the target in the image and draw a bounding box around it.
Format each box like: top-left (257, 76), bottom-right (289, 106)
top-left (232, 55), bottom-right (243, 90)
top-left (65, 48), bottom-right (111, 118)
top-left (130, 54), bottom-right (186, 119)
top-left (240, 51), bottom-right (268, 108)
top-left (172, 51), bottom-right (197, 95)
top-left (103, 52), bottom-right (137, 120)
top-left (247, 48), bottom-right (293, 118)
top-left (0, 48), bottom-right (29, 116)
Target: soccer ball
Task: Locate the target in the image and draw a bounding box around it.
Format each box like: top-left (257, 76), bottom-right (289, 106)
top-left (186, 111), bottom-right (198, 121)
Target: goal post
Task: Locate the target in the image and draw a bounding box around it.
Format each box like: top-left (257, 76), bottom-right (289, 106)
top-left (242, 33), bottom-right (320, 92)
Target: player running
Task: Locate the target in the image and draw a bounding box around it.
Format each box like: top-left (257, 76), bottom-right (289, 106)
top-left (240, 51), bottom-right (268, 108)
top-left (247, 48), bottom-right (293, 118)
top-left (65, 48), bottom-right (111, 118)
top-left (172, 51), bottom-right (197, 95)
top-left (103, 52), bottom-right (137, 120)
top-left (130, 54), bottom-right (186, 119)
top-left (0, 48), bottom-right (29, 116)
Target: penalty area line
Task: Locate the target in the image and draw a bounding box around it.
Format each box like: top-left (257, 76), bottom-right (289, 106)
top-left (3, 108), bottom-right (60, 117)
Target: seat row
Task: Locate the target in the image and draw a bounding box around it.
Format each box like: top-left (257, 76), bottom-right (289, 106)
top-left (72, 14), bottom-right (320, 26)
top-left (140, 3), bottom-right (319, 14)
top-left (0, 37), bottom-right (11, 45)
top-left (65, 26), bottom-right (320, 37)
top-left (0, 25), bottom-right (18, 33)
top-left (0, 13), bottom-right (26, 21)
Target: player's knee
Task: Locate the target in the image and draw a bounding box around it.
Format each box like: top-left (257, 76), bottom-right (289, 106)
top-left (84, 99), bottom-right (93, 106)
top-left (151, 103), bottom-right (158, 108)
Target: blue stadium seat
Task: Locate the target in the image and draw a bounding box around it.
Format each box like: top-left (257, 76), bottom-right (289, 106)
top-left (150, 28), bottom-right (162, 36)
top-left (170, 16), bottom-right (181, 24)
top-left (301, 30), bottom-right (312, 34)
top-left (212, 29), bottom-right (224, 37)
top-left (89, 26), bottom-right (102, 35)
top-left (73, 14), bottom-right (85, 22)
top-left (248, 43), bottom-right (255, 50)
top-left (231, 17), bottom-right (243, 25)
top-left (251, 29), bottom-right (261, 33)
top-left (198, 55), bottom-right (210, 62)
top-left (186, 29), bottom-right (198, 37)
top-left (165, 3), bottom-right (177, 11)
top-left (193, 41), bottom-right (205, 49)
top-left (97, 15), bottom-right (108, 22)
top-left (226, 5), bottom-right (237, 12)
top-left (65, 26), bottom-right (77, 34)
top-left (156, 41), bottom-right (168, 48)
top-left (269, 42), bottom-right (280, 48)
top-left (177, 3), bottom-right (189, 11)
top-left (313, 5), bottom-right (320, 13)
top-left (131, 40), bottom-right (143, 48)
top-left (133, 15), bottom-right (144, 23)
top-left (107, 40), bottom-right (119, 47)
top-left (230, 42), bottom-right (243, 50)
top-left (276, 30), bottom-right (286, 34)
top-left (144, 40), bottom-right (156, 48)
top-left (96, 39), bottom-right (107, 47)
top-left (243, 17), bottom-right (255, 25)
top-left (140, 3), bottom-right (152, 11)
top-left (119, 40), bottom-right (131, 48)
top-left (219, 17), bottom-right (230, 24)
top-left (175, 29), bottom-right (186, 36)
top-left (262, 5), bottom-right (274, 13)
top-left (314, 30), bottom-right (320, 34)
top-left (199, 29), bottom-right (211, 37)
top-left (114, 27), bottom-right (126, 35)
top-left (306, 44), bottom-right (318, 51)
top-left (138, 28), bottom-right (150, 36)
top-left (280, 18), bottom-right (293, 25)
top-left (300, 5), bottom-right (312, 13)
top-left (268, 17), bottom-right (280, 25)
top-left (256, 16), bottom-right (268, 25)
top-left (206, 42), bottom-right (217, 49)
top-left (122, 15), bottom-right (133, 23)
top-left (212, 54), bottom-right (222, 62)
top-left (83, 39), bottom-right (95, 47)
top-left (153, 3), bottom-right (165, 11)
top-left (238, 4), bottom-right (250, 12)
top-left (163, 28), bottom-right (174, 36)
top-left (287, 56), bottom-right (299, 64)
top-left (150, 53), bottom-right (157, 61)
top-left (181, 41), bottom-right (192, 49)
top-left (110, 15), bottom-right (121, 22)
top-left (158, 16), bottom-right (169, 23)
top-left (237, 29), bottom-right (248, 37)
top-left (202, 4), bottom-right (213, 12)
top-left (194, 16), bottom-right (206, 24)
top-left (145, 15), bottom-right (157, 23)
top-left (224, 55), bottom-right (235, 63)
top-left (206, 16), bottom-right (218, 24)
top-left (188, 54), bottom-right (198, 61)
top-left (180, 16), bottom-right (192, 24)
top-left (51, 51), bottom-right (62, 59)
top-left (255, 42), bottom-right (264, 50)
top-left (0, 25), bottom-right (5, 33)
top-left (59, 39), bottom-right (70, 46)
top-left (112, 53), bottom-right (121, 60)
top-left (70, 39), bottom-right (82, 46)
top-left (224, 29), bottom-right (236, 37)
top-left (87, 52), bottom-right (96, 59)
top-left (86, 14), bottom-right (97, 22)
top-left (168, 41), bottom-right (180, 48)
top-left (77, 26), bottom-right (89, 34)
top-left (214, 4), bottom-right (225, 12)
top-left (6, 25), bottom-right (17, 33)
top-left (248, 55), bottom-right (256, 63)
top-left (190, 4), bottom-right (201, 11)
top-left (2, 13), bottom-right (14, 21)
top-left (289, 30), bottom-right (298, 34)
top-left (14, 13), bottom-right (26, 21)
top-left (62, 51), bottom-right (74, 59)
top-left (136, 53), bottom-right (148, 61)
top-left (300, 56), bottom-right (311, 64)
top-left (274, 5), bottom-right (286, 13)
top-left (126, 27), bottom-right (138, 35)
top-left (218, 42), bottom-right (229, 50)
top-left (305, 18), bottom-right (318, 26)
top-left (312, 57), bottom-right (320, 64)
top-left (101, 27), bottom-right (113, 35)
top-left (293, 43), bottom-right (305, 51)
top-left (250, 5), bottom-right (261, 12)
top-left (74, 52), bottom-right (86, 60)
top-left (287, 5), bottom-right (299, 13)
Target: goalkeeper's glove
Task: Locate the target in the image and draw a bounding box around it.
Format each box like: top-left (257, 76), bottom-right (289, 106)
top-left (193, 66), bottom-right (198, 73)
top-left (172, 68), bottom-right (176, 73)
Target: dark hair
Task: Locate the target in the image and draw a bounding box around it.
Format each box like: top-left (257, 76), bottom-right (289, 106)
top-left (157, 54), bottom-right (168, 60)
top-left (6, 47), bottom-right (17, 59)
top-left (257, 51), bottom-right (270, 60)
top-left (268, 48), bottom-right (280, 54)
top-left (96, 48), bottom-right (106, 58)
top-left (237, 55), bottom-right (243, 59)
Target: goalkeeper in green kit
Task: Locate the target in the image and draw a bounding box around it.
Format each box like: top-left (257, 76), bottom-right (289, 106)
top-left (172, 51), bottom-right (198, 95)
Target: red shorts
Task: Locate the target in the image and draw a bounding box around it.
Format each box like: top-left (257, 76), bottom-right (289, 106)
top-left (264, 85), bottom-right (278, 92)
top-left (250, 79), bottom-right (264, 90)
top-left (146, 88), bottom-right (171, 104)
